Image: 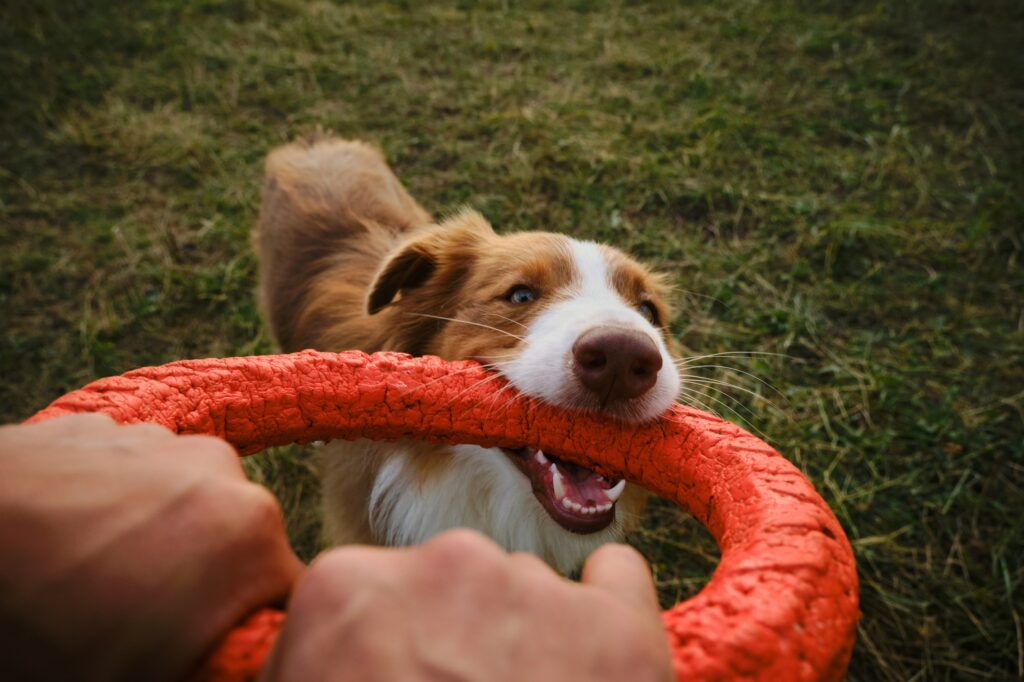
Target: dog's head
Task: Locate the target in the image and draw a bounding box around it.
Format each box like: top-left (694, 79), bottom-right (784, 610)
top-left (365, 210), bottom-right (680, 564)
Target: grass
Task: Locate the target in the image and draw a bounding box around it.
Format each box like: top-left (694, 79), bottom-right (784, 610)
top-left (2, 0), bottom-right (1022, 678)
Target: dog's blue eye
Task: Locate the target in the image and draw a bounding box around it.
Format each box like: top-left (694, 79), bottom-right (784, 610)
top-left (508, 286), bottom-right (535, 304)
top-left (638, 301), bottom-right (658, 324)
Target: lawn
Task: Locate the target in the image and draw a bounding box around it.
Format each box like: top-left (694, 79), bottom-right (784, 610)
top-left (2, 0), bottom-right (1022, 678)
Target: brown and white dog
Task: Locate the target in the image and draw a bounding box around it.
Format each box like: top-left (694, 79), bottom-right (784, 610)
top-left (257, 135), bottom-right (681, 573)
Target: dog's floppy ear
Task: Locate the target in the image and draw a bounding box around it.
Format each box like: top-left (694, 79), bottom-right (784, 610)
top-left (367, 210), bottom-right (494, 315)
top-left (366, 240), bottom-right (436, 314)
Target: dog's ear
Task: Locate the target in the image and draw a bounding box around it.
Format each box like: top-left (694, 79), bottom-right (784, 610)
top-left (367, 210), bottom-right (494, 315)
top-left (366, 239), bottom-right (436, 314)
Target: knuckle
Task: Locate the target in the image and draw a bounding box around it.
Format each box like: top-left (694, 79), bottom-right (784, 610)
top-left (427, 528), bottom-right (498, 559)
top-left (592, 541), bottom-right (645, 563)
top-left (195, 481), bottom-right (291, 563)
top-left (508, 550), bottom-right (555, 576)
top-left (236, 484), bottom-right (285, 527)
top-left (300, 550), bottom-right (370, 605)
top-left (59, 412), bottom-right (117, 432)
top-left (422, 529), bottom-right (505, 577)
top-left (196, 478), bottom-right (283, 531)
top-left (124, 422), bottom-right (174, 440)
top-left (69, 411), bottom-right (116, 421)
top-left (432, 528), bottom-right (496, 552)
top-left (186, 433), bottom-right (239, 459)
top-left (181, 435), bottom-right (243, 471)
top-left (308, 549), bottom-right (357, 580)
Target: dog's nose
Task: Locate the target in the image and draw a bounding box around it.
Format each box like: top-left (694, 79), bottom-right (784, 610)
top-left (572, 328), bottom-right (663, 401)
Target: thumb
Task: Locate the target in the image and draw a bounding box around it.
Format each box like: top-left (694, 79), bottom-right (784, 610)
top-left (580, 543), bottom-right (661, 613)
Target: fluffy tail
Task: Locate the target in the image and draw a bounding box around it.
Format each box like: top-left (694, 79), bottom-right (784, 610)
top-left (256, 134), bottom-right (431, 351)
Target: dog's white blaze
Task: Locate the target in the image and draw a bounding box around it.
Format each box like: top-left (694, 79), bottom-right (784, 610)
top-left (499, 238), bottom-right (680, 421)
top-left (573, 240), bottom-right (624, 307)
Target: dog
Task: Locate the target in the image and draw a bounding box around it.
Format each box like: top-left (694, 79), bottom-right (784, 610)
top-left (256, 135), bottom-right (681, 573)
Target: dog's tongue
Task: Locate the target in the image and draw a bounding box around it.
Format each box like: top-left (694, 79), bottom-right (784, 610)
top-left (551, 458), bottom-right (622, 509)
top-left (505, 447), bottom-right (625, 534)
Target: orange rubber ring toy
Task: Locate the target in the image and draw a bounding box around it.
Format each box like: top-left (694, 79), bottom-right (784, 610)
top-left (28, 350), bottom-right (859, 681)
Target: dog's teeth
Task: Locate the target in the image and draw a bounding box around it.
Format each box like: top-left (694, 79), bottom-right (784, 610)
top-left (598, 502), bottom-right (612, 512)
top-left (534, 450), bottom-right (549, 465)
top-left (571, 501), bottom-right (583, 512)
top-left (552, 471), bottom-right (566, 501)
top-left (605, 479), bottom-right (626, 502)
top-left (562, 497), bottom-right (573, 510)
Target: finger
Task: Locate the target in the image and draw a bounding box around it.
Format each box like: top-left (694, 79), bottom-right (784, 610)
top-left (417, 529), bottom-right (508, 582)
top-left (421, 528), bottom-right (505, 557)
top-left (508, 549), bottom-right (562, 578)
top-left (580, 543), bottom-right (660, 613)
top-left (308, 544), bottom-right (403, 580)
top-left (293, 544), bottom-right (407, 607)
top-left (49, 411), bottom-right (119, 434)
top-left (418, 528), bottom-right (508, 572)
top-left (260, 546), bottom-right (403, 682)
top-left (185, 485), bottom-right (306, 660)
top-left (155, 434), bottom-right (246, 477)
top-left (240, 484), bottom-right (306, 585)
top-left (114, 421), bottom-right (178, 443)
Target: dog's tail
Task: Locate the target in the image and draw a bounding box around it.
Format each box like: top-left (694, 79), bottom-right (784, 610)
top-left (257, 134), bottom-right (431, 351)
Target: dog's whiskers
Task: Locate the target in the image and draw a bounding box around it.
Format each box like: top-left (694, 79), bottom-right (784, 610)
top-left (441, 371), bottom-right (508, 409)
top-left (673, 386), bottom-right (776, 443)
top-left (474, 351), bottom-right (521, 364)
top-left (681, 363), bottom-right (785, 399)
top-left (405, 312), bottom-right (526, 342)
top-left (491, 386), bottom-right (532, 415)
top-left (395, 362), bottom-right (493, 399)
top-left (482, 311), bottom-right (528, 330)
top-left (675, 351), bottom-right (788, 366)
top-left (684, 376), bottom-right (784, 413)
top-left (484, 382), bottom-right (525, 419)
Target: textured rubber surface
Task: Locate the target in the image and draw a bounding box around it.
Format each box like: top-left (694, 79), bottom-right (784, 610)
top-left (29, 350), bottom-right (859, 681)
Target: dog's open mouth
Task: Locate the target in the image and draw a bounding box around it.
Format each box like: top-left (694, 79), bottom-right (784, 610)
top-left (502, 446), bottom-right (625, 534)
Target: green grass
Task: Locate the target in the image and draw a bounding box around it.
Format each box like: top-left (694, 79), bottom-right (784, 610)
top-left (2, 1), bottom-right (1022, 678)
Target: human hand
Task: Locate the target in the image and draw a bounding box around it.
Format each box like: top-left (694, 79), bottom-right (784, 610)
top-left (262, 529), bottom-right (672, 682)
top-left (0, 413), bottom-right (302, 682)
